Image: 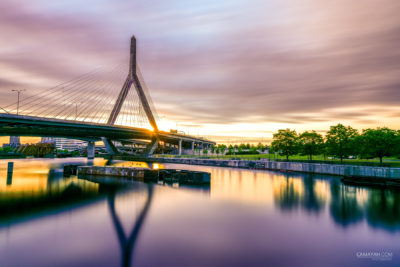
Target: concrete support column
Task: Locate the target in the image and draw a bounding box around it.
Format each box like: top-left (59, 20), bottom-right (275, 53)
top-left (178, 139), bottom-right (182, 155)
top-left (101, 137), bottom-right (119, 155)
top-left (87, 141), bottom-right (95, 160)
top-left (191, 142), bottom-right (195, 152)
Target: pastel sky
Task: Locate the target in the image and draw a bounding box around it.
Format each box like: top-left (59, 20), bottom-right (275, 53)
top-left (0, 0), bottom-right (399, 144)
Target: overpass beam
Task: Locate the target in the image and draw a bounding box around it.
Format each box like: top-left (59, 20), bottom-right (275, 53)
top-left (87, 141), bottom-right (95, 160)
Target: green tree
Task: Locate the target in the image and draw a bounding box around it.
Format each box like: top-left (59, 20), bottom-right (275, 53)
top-left (395, 131), bottom-right (400, 157)
top-left (325, 124), bottom-right (358, 163)
top-left (22, 143), bottom-right (55, 157)
top-left (203, 148), bottom-right (208, 155)
top-left (271, 129), bottom-right (299, 160)
top-left (358, 127), bottom-right (397, 164)
top-left (256, 142), bottom-right (264, 151)
top-left (250, 145), bottom-right (258, 154)
top-left (0, 146), bottom-right (13, 153)
top-left (299, 131), bottom-right (324, 161)
top-left (218, 144), bottom-right (227, 155)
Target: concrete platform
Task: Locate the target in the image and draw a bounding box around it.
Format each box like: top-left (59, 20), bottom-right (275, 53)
top-left (76, 166), bottom-right (210, 185)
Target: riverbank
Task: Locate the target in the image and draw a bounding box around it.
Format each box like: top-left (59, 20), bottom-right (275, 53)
top-left (159, 154), bottom-right (400, 167)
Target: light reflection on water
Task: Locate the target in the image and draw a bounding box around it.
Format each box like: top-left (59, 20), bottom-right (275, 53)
top-left (0, 158), bottom-right (400, 267)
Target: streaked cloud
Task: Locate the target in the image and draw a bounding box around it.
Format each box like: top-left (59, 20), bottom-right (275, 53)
top-left (0, 0), bottom-right (399, 141)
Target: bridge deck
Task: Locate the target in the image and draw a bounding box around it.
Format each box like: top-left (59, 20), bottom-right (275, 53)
top-left (0, 113), bottom-right (215, 146)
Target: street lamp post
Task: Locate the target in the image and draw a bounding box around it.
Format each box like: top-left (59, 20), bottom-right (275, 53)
top-left (12, 89), bottom-right (25, 115)
top-left (10, 89), bottom-right (25, 147)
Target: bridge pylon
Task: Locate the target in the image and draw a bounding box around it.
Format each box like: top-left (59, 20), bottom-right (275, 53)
top-left (104, 36), bottom-right (159, 156)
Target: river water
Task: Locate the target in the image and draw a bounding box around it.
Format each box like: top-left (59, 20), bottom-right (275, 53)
top-left (0, 158), bottom-right (399, 267)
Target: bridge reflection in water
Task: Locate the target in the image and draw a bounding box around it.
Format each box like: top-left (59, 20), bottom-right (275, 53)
top-left (0, 158), bottom-right (157, 267)
top-left (1, 158), bottom-right (400, 266)
top-left (106, 184), bottom-right (153, 267)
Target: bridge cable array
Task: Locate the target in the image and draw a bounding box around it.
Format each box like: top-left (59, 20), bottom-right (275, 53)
top-left (0, 64), bottom-right (160, 130)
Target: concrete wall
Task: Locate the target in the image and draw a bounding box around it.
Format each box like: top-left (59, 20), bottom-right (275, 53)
top-left (157, 158), bottom-right (400, 178)
top-left (78, 166), bottom-right (146, 178)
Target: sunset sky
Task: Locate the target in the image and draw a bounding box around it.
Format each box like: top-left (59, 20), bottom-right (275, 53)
top-left (0, 0), bottom-right (399, 144)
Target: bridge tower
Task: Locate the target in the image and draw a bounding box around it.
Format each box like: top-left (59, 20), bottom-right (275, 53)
top-left (102, 36), bottom-right (159, 155)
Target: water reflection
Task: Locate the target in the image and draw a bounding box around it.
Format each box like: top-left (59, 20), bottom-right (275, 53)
top-left (271, 172), bottom-right (400, 231)
top-left (6, 169), bottom-right (12, 186)
top-left (273, 174), bottom-right (326, 215)
top-left (302, 176), bottom-right (325, 213)
top-left (163, 163), bottom-right (400, 232)
top-left (329, 179), bottom-right (364, 227)
top-left (106, 184), bottom-right (153, 267)
top-left (367, 189), bottom-right (400, 231)
top-left (274, 176), bottom-right (302, 211)
top-left (0, 158), bottom-right (103, 224)
top-left (2, 159), bottom-right (400, 234)
top-left (1, 159), bottom-right (156, 267)
top-left (1, 158), bottom-right (400, 266)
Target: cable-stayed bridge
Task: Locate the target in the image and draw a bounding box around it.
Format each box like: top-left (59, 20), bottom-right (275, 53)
top-left (0, 36), bottom-right (215, 157)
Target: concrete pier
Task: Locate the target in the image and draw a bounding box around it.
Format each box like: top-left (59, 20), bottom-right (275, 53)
top-left (178, 139), bottom-right (182, 155)
top-left (7, 162), bottom-right (13, 185)
top-left (77, 166), bottom-right (210, 185)
top-left (87, 141), bottom-right (95, 159)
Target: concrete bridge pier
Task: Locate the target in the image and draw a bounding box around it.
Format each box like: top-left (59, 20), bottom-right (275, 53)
top-left (178, 139), bottom-right (182, 155)
top-left (87, 141), bottom-right (95, 160)
top-left (101, 137), bottom-right (119, 155)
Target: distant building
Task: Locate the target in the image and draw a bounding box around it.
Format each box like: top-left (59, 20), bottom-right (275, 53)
top-left (40, 137), bottom-right (54, 144)
top-left (41, 137), bottom-right (87, 151)
top-left (9, 136), bottom-right (21, 147)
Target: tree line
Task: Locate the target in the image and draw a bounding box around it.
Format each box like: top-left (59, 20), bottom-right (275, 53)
top-left (19, 143), bottom-right (55, 157)
top-left (271, 124), bottom-right (400, 163)
top-left (206, 143), bottom-right (266, 155)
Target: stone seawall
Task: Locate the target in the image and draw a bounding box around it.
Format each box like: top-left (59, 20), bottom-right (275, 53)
top-left (156, 158), bottom-right (400, 179)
